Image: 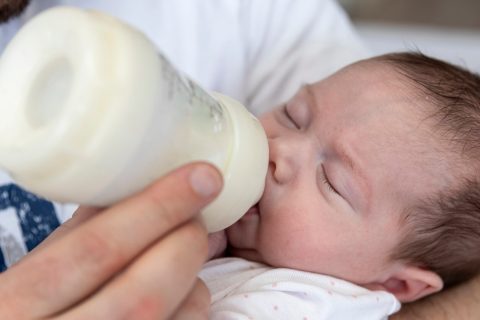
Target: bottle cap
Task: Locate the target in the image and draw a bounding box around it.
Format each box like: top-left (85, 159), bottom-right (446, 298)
top-left (203, 93), bottom-right (268, 232)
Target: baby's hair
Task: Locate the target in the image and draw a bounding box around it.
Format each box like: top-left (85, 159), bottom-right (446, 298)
top-left (377, 52), bottom-right (480, 288)
top-left (0, 0), bottom-right (30, 23)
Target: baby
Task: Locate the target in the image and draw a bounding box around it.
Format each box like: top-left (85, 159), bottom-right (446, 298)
top-left (201, 52), bottom-right (480, 319)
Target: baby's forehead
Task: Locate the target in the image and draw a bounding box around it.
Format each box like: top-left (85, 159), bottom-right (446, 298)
top-left (333, 61), bottom-right (431, 116)
top-left (326, 59), bottom-right (417, 102)
top-left (338, 61), bottom-right (457, 170)
top-left (347, 58), bottom-right (413, 84)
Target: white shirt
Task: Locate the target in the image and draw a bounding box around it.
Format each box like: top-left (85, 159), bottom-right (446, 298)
top-left (0, 0), bottom-right (368, 269)
top-left (200, 258), bottom-right (400, 319)
top-left (1, 0), bottom-right (368, 114)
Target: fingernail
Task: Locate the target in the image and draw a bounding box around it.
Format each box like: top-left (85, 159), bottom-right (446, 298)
top-left (189, 165), bottom-right (222, 198)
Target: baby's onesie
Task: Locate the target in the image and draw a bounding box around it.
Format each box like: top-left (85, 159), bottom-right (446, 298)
top-left (199, 257), bottom-right (401, 320)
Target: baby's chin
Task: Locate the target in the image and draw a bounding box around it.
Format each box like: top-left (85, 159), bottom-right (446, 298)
top-left (228, 201), bottom-right (261, 229)
top-left (228, 246), bottom-right (265, 264)
top-left (225, 202), bottom-right (261, 255)
top-left (241, 202), bottom-right (261, 218)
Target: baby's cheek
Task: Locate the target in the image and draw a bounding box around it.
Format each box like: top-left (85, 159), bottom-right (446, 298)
top-left (259, 230), bottom-right (312, 268)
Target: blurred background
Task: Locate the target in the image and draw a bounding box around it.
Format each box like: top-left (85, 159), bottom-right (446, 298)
top-left (338, 0), bottom-right (480, 72)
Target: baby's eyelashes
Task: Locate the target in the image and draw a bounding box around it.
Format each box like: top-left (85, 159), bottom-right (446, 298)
top-left (284, 97), bottom-right (312, 130)
top-left (282, 104), bottom-right (301, 130)
top-left (319, 165), bottom-right (341, 196)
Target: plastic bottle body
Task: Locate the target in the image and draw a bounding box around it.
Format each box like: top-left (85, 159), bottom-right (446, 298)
top-left (0, 7), bottom-right (268, 232)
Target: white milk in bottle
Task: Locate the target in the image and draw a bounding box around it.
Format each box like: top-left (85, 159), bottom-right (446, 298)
top-left (0, 7), bottom-right (268, 232)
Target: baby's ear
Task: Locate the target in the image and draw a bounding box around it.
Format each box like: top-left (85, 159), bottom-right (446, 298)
top-left (369, 265), bottom-right (443, 303)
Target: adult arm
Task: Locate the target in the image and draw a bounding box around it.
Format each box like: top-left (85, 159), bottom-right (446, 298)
top-left (0, 163), bottom-right (221, 320)
top-left (392, 274), bottom-right (480, 319)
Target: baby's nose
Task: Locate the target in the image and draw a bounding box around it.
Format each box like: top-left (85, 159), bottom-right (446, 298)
top-left (269, 136), bottom-right (311, 184)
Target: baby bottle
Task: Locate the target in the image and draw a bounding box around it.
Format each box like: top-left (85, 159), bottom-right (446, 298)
top-left (0, 7), bottom-right (268, 232)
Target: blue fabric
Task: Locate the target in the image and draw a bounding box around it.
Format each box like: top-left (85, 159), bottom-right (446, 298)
top-left (0, 184), bottom-right (59, 271)
top-left (0, 241), bottom-right (5, 273)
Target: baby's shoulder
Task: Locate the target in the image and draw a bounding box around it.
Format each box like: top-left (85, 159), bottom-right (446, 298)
top-left (200, 258), bottom-right (400, 319)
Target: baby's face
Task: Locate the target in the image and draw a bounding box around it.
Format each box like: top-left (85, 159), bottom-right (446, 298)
top-left (227, 62), bottom-right (454, 285)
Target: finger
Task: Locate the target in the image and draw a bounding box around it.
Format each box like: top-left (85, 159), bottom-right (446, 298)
top-left (33, 206), bottom-right (101, 250)
top-left (207, 231), bottom-right (227, 260)
top-left (170, 279), bottom-right (211, 320)
top-left (59, 220), bottom-right (209, 320)
top-left (3, 163), bottom-right (222, 319)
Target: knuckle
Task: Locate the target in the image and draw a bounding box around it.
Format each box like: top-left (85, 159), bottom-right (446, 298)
top-left (155, 201), bottom-right (182, 227)
top-left (148, 180), bottom-right (200, 218)
top-left (75, 228), bottom-right (125, 273)
top-left (148, 181), bottom-right (179, 208)
top-left (146, 191), bottom-right (187, 228)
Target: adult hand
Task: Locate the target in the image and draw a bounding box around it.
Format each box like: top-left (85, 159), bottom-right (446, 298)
top-left (0, 162), bottom-right (222, 320)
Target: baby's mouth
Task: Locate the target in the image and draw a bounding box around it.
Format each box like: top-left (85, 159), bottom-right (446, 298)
top-left (243, 202), bottom-right (260, 218)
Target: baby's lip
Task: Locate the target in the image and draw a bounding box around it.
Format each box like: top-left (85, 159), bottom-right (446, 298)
top-left (244, 202), bottom-right (260, 218)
